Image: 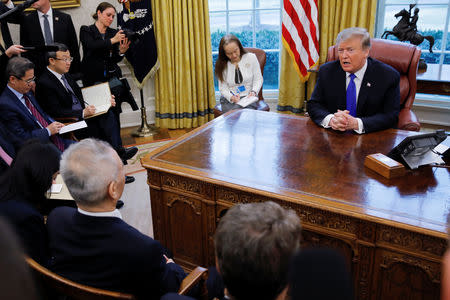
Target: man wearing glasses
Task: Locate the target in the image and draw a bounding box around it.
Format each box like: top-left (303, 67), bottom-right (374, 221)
top-left (308, 27), bottom-right (400, 134)
top-left (35, 43), bottom-right (137, 186)
top-left (0, 56), bottom-right (69, 151)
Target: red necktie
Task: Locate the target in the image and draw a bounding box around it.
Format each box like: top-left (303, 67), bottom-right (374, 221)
top-left (24, 94), bottom-right (65, 151)
top-left (0, 145), bottom-right (12, 166)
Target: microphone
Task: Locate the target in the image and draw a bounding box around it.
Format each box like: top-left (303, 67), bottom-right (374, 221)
top-left (22, 45), bottom-right (59, 52)
top-left (0, 0), bottom-right (39, 22)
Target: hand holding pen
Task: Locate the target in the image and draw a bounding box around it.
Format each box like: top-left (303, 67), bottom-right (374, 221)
top-left (230, 90), bottom-right (240, 103)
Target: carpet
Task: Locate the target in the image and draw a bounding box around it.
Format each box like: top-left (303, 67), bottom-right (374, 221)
top-left (124, 139), bottom-right (173, 175)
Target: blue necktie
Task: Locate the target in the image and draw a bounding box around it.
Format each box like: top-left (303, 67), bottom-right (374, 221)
top-left (346, 73), bottom-right (357, 117)
top-left (43, 14), bottom-right (53, 45)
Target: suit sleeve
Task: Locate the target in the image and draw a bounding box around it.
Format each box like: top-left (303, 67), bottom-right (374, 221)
top-left (250, 54), bottom-right (263, 94)
top-left (35, 79), bottom-right (83, 119)
top-left (17, 214), bottom-right (49, 266)
top-left (360, 70), bottom-right (400, 133)
top-left (0, 103), bottom-right (50, 143)
top-left (307, 66), bottom-right (333, 125)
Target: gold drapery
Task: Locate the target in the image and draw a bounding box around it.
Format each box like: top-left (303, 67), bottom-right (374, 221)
top-left (277, 0), bottom-right (377, 114)
top-left (151, 0), bottom-right (216, 128)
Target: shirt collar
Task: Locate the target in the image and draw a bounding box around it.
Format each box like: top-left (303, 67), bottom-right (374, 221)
top-left (37, 7), bottom-right (53, 19)
top-left (7, 85), bottom-right (24, 100)
top-left (47, 66), bottom-right (63, 81)
top-left (77, 207), bottom-right (122, 219)
top-left (346, 59), bottom-right (368, 80)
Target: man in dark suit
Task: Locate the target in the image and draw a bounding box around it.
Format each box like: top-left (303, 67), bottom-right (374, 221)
top-left (35, 43), bottom-right (137, 169)
top-left (47, 139), bottom-right (186, 299)
top-left (308, 27), bottom-right (400, 134)
top-left (161, 201), bottom-right (302, 300)
top-left (19, 0), bottom-right (80, 77)
top-left (0, 56), bottom-right (68, 151)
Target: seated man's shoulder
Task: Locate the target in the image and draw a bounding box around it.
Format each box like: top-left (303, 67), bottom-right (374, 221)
top-left (48, 206), bottom-right (77, 221)
top-left (369, 57), bottom-right (400, 78)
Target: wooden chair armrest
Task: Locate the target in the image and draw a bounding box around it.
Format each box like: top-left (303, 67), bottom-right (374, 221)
top-left (178, 266), bottom-right (208, 296)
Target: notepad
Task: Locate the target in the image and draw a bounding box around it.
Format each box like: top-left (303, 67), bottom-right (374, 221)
top-left (81, 82), bottom-right (112, 118)
top-left (237, 95), bottom-right (258, 107)
top-left (59, 121), bottom-right (87, 134)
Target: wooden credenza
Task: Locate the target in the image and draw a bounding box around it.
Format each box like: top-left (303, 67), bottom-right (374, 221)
top-left (142, 110), bottom-right (449, 300)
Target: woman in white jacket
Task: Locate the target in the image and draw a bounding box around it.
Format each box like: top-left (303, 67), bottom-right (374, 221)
top-left (214, 34), bottom-right (263, 113)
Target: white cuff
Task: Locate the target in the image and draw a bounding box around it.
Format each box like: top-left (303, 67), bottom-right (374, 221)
top-left (320, 114), bottom-right (334, 128)
top-left (353, 118), bottom-right (365, 134)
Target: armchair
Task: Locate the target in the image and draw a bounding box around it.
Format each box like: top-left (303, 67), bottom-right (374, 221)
top-left (26, 257), bottom-right (208, 300)
top-left (326, 38), bottom-right (422, 131)
top-left (214, 47), bottom-right (270, 118)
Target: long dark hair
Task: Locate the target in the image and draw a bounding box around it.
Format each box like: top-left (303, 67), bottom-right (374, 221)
top-left (92, 2), bottom-right (116, 20)
top-left (0, 140), bottom-right (61, 207)
top-left (214, 34), bottom-right (247, 82)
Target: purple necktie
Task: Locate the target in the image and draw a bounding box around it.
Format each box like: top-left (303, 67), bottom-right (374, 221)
top-left (346, 73), bottom-right (357, 117)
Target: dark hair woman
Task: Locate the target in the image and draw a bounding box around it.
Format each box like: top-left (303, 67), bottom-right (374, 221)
top-left (214, 34), bottom-right (263, 113)
top-left (0, 140), bottom-right (61, 266)
top-left (79, 2), bottom-right (130, 87)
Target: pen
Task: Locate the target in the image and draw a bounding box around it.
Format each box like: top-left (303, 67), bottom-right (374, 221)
top-left (230, 91), bottom-right (236, 96)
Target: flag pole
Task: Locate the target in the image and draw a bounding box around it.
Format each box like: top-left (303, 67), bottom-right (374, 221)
top-left (132, 88), bottom-right (158, 137)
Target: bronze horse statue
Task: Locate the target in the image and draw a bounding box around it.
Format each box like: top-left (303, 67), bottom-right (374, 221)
top-left (381, 8), bottom-right (435, 53)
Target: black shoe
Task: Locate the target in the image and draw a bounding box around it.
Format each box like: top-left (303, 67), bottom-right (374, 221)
top-left (121, 146), bottom-right (138, 161)
top-left (116, 200), bottom-right (124, 209)
top-left (125, 175), bottom-right (135, 184)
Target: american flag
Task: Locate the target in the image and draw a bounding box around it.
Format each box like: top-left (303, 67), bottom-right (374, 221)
top-left (282, 0), bottom-right (319, 81)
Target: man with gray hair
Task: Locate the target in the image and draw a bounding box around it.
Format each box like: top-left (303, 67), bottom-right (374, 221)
top-left (162, 201), bottom-right (302, 300)
top-left (308, 27), bottom-right (400, 133)
top-left (46, 139), bottom-right (186, 299)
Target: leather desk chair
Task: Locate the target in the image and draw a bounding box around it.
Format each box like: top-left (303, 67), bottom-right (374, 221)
top-left (213, 47), bottom-right (270, 118)
top-left (326, 38), bottom-right (422, 131)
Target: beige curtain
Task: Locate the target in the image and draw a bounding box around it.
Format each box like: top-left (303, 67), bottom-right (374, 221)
top-left (151, 0), bottom-right (216, 128)
top-left (277, 0), bottom-right (377, 114)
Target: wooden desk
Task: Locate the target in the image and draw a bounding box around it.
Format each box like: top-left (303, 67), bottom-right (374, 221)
top-left (142, 110), bottom-right (449, 300)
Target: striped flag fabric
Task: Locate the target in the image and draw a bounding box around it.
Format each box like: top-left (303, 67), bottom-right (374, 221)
top-left (282, 0), bottom-right (319, 81)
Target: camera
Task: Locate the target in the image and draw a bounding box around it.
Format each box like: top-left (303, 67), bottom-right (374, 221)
top-left (122, 28), bottom-right (139, 43)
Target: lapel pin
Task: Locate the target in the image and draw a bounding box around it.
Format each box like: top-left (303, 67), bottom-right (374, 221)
top-left (367, 82), bottom-right (371, 87)
top-left (55, 17), bottom-right (59, 21)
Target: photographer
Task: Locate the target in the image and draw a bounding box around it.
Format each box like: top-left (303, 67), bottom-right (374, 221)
top-left (80, 2), bottom-right (130, 88)
top-left (79, 2), bottom-right (138, 128)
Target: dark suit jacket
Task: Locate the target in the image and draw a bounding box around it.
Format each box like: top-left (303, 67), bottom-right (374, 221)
top-left (308, 57), bottom-right (400, 133)
top-left (0, 197), bottom-right (48, 265)
top-left (35, 69), bottom-right (85, 120)
top-left (0, 2), bottom-right (22, 51)
top-left (80, 24), bottom-right (123, 86)
top-left (47, 207), bottom-right (186, 299)
top-left (35, 69), bottom-right (123, 150)
top-left (20, 9), bottom-right (80, 76)
top-left (0, 87), bottom-right (53, 145)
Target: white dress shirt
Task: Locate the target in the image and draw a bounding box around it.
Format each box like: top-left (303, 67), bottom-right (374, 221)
top-left (321, 60), bottom-right (368, 134)
top-left (78, 207), bottom-right (122, 219)
top-left (37, 7), bottom-right (54, 41)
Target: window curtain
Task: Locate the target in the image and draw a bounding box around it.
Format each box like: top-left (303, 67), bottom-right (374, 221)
top-left (277, 0), bottom-right (377, 114)
top-left (151, 0), bottom-right (216, 128)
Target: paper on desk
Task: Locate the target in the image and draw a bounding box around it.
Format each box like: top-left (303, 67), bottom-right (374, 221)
top-left (50, 184), bottom-right (63, 193)
top-left (237, 95), bottom-right (258, 107)
top-left (59, 120), bottom-right (87, 134)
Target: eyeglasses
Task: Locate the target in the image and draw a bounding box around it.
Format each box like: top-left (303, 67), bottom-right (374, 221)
top-left (17, 76), bottom-right (36, 84)
top-left (55, 57), bottom-right (74, 63)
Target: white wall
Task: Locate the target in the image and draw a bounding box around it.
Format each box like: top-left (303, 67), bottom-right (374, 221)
top-left (8, 0), bottom-right (155, 127)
